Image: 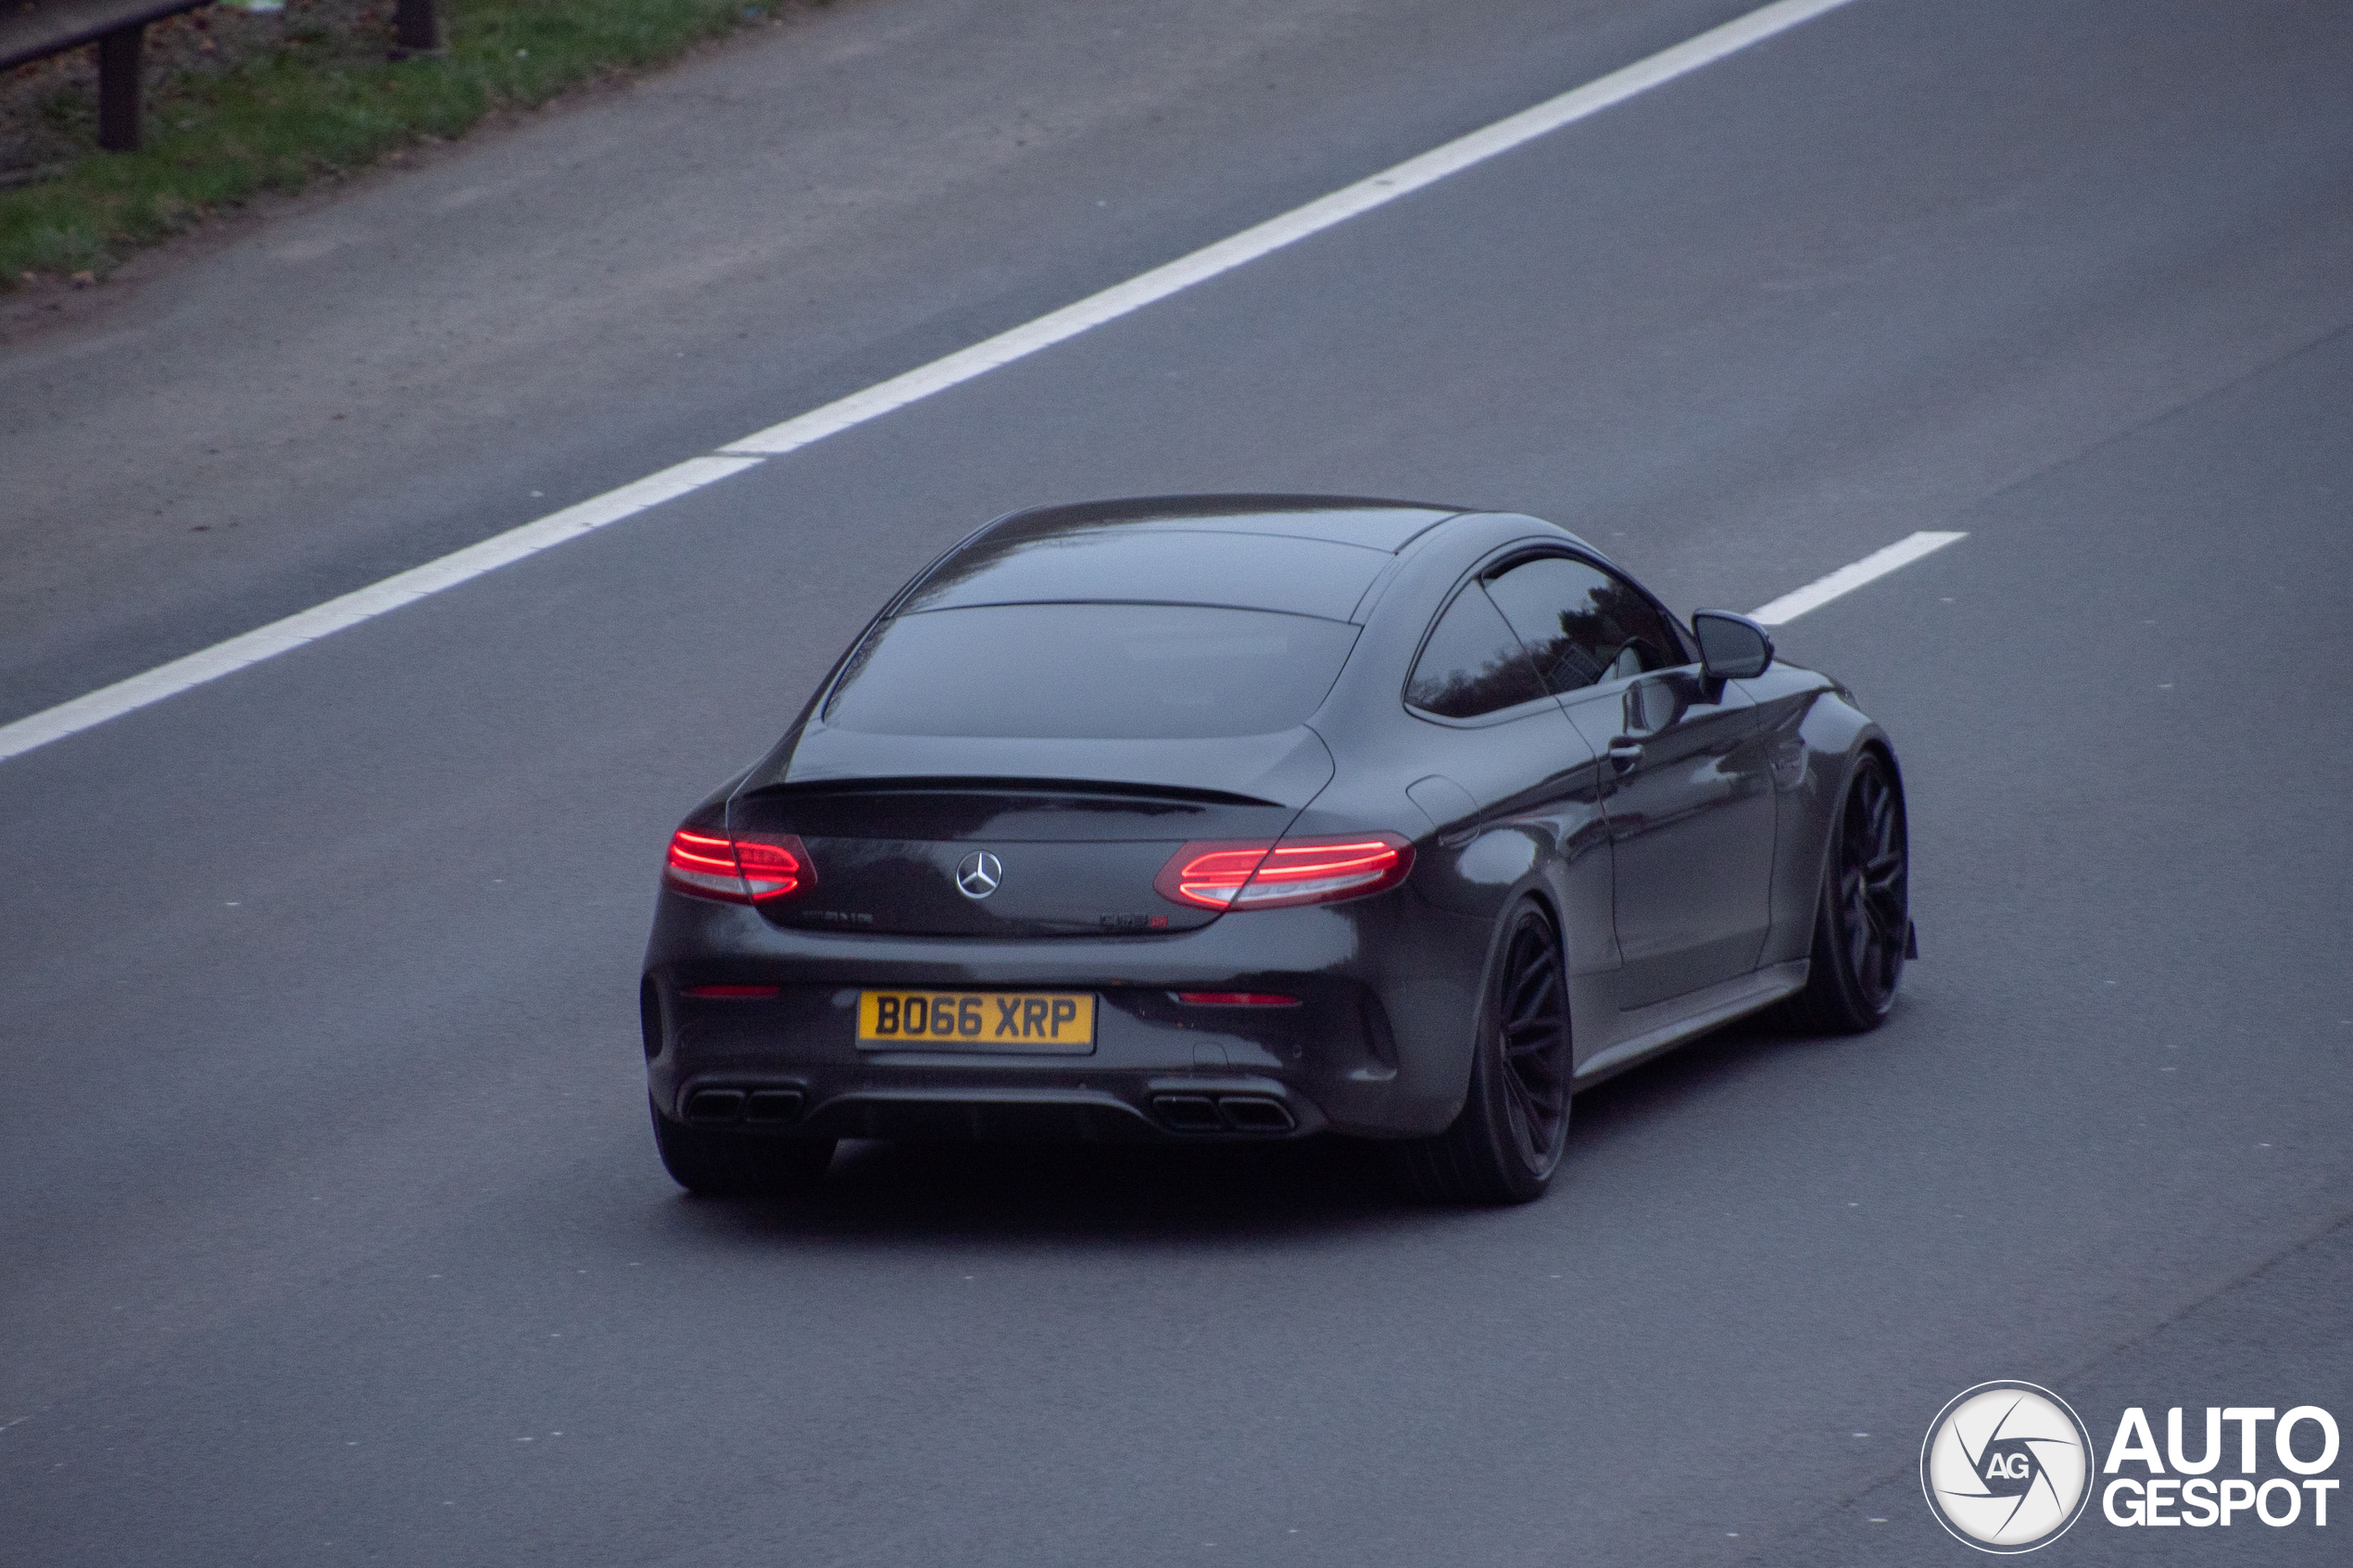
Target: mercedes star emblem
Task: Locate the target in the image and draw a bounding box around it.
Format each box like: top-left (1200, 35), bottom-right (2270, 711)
top-left (954, 850), bottom-right (1003, 900)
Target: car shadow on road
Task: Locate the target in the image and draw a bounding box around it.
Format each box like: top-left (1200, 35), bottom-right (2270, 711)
top-left (653, 1010), bottom-right (1865, 1249)
top-left (663, 1133), bottom-right (1426, 1248)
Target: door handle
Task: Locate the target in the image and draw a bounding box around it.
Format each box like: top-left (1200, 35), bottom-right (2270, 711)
top-left (1606, 737), bottom-right (1643, 771)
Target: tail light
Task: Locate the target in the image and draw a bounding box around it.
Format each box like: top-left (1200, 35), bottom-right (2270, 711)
top-left (663, 826), bottom-right (812, 904)
top-left (1153, 834), bottom-right (1414, 911)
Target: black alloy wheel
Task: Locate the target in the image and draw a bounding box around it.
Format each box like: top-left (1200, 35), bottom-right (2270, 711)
top-left (1390, 902), bottom-right (1572, 1205)
top-left (1784, 750), bottom-right (1909, 1034)
top-left (650, 1100), bottom-right (836, 1198)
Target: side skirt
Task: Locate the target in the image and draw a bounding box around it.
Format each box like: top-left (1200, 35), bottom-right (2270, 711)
top-left (1571, 960), bottom-right (1809, 1089)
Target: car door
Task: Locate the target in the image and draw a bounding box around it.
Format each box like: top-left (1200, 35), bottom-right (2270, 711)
top-left (1400, 579), bottom-right (1617, 1035)
top-left (1483, 554), bottom-right (1777, 1010)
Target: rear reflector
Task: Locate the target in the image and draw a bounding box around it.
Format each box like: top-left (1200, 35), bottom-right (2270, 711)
top-left (1174, 992), bottom-right (1301, 1007)
top-left (681, 985), bottom-right (782, 999)
top-left (663, 827), bottom-right (813, 904)
top-left (1153, 834), bottom-right (1413, 910)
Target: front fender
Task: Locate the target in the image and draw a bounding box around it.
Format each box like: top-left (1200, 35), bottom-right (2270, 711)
top-left (1755, 680), bottom-right (1894, 967)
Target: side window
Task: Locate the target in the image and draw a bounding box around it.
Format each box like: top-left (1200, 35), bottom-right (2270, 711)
top-left (1405, 586), bottom-right (1550, 719)
top-left (1482, 556), bottom-right (1687, 695)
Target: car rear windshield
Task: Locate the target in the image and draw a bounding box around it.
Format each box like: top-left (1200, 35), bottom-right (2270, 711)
top-left (823, 603), bottom-right (1360, 739)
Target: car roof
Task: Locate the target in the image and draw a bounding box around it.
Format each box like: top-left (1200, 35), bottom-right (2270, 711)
top-left (978, 494), bottom-right (1466, 550)
top-left (900, 495), bottom-right (1467, 622)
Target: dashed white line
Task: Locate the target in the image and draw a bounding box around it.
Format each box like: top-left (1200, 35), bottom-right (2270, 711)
top-left (718, 0), bottom-right (1861, 458)
top-left (0, 0), bottom-right (1861, 767)
top-left (1747, 531), bottom-right (1968, 625)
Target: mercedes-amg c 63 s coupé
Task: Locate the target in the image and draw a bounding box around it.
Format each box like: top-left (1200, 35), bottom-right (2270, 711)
top-left (640, 495), bottom-right (1913, 1203)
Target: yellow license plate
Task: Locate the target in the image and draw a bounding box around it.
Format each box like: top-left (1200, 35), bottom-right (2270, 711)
top-left (857, 990), bottom-right (1097, 1052)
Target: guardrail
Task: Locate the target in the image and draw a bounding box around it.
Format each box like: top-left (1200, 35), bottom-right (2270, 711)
top-left (0, 0), bottom-right (441, 154)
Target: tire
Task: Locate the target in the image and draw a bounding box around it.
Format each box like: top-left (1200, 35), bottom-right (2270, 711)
top-left (650, 1100), bottom-right (836, 1198)
top-left (1390, 902), bottom-right (1573, 1205)
top-left (1781, 749), bottom-right (1909, 1035)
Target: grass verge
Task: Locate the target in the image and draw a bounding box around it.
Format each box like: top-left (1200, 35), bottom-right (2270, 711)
top-left (2, 0), bottom-right (796, 285)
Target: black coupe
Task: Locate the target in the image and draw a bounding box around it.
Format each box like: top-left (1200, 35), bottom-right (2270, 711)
top-left (639, 495), bottom-right (1911, 1203)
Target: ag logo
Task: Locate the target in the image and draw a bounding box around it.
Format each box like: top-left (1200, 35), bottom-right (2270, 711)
top-left (1922, 1382), bottom-right (2094, 1552)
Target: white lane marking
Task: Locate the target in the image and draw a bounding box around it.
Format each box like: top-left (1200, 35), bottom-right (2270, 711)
top-left (718, 0), bottom-right (1862, 458)
top-left (0, 458), bottom-right (759, 765)
top-left (0, 0), bottom-right (1861, 767)
top-left (1746, 531), bottom-right (1967, 625)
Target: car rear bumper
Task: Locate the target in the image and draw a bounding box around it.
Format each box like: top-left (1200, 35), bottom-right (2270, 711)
top-left (647, 980), bottom-right (1359, 1141)
top-left (640, 890), bottom-right (1491, 1139)
top-left (668, 1075), bottom-right (1321, 1144)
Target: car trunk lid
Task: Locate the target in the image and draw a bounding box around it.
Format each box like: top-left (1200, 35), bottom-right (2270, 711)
top-left (729, 728), bottom-right (1331, 937)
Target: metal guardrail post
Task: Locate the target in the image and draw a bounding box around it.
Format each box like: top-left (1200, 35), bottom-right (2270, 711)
top-left (96, 22), bottom-right (143, 152)
top-left (392, 0), bottom-right (440, 56)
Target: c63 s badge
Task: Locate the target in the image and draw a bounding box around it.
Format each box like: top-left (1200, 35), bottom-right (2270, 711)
top-left (1923, 1382), bottom-right (2095, 1552)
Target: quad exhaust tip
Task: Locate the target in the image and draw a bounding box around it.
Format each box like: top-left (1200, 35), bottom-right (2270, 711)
top-left (1217, 1096), bottom-right (1296, 1132)
top-left (684, 1087), bottom-right (804, 1125)
top-left (1151, 1094), bottom-right (1296, 1135)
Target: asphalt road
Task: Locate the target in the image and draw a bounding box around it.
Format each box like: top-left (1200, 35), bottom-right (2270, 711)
top-left (4, 2), bottom-right (2350, 1564)
top-left (0, 0), bottom-right (1745, 721)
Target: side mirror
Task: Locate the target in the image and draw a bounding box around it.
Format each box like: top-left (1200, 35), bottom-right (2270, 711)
top-left (1692, 610), bottom-right (1773, 681)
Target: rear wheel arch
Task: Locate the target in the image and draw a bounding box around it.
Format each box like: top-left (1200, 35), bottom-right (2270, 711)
top-left (1468, 884), bottom-right (1570, 1081)
top-left (1390, 893), bottom-right (1573, 1204)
